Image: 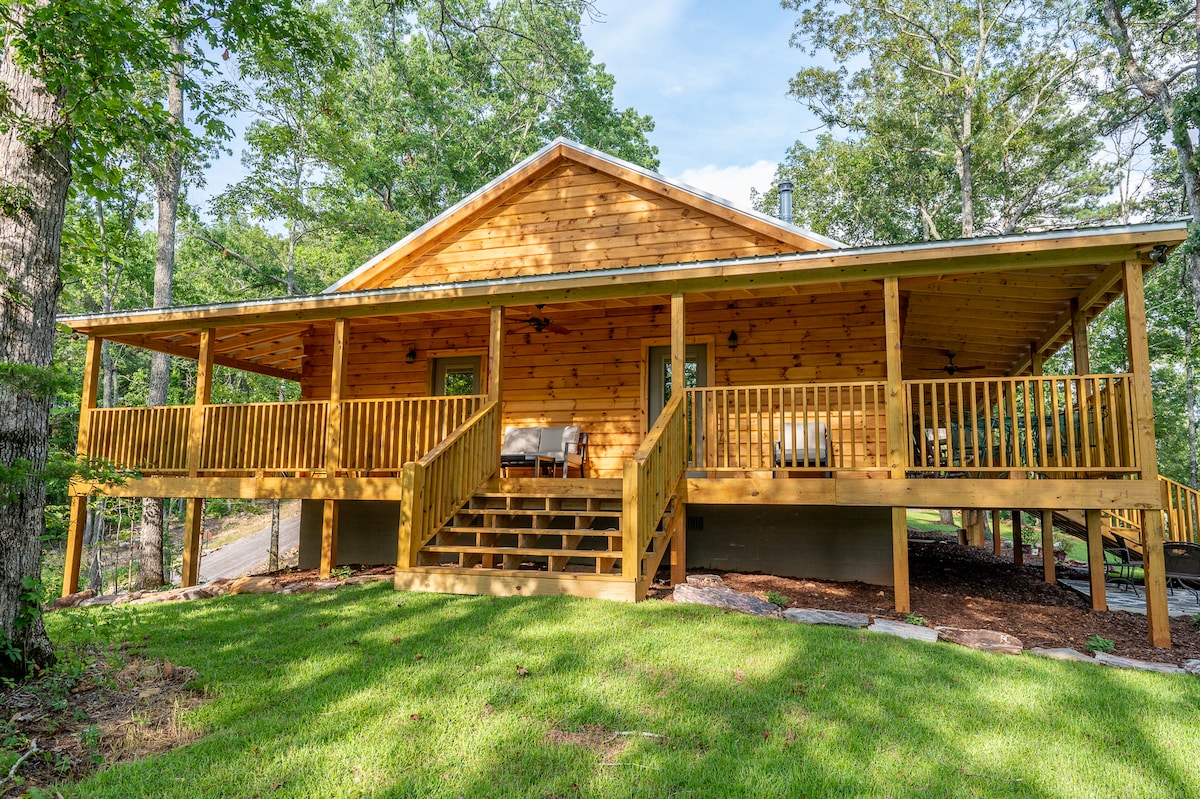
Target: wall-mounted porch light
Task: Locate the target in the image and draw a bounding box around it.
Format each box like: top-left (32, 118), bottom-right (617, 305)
top-left (727, 330), bottom-right (739, 351)
top-left (405, 346), bottom-right (417, 364)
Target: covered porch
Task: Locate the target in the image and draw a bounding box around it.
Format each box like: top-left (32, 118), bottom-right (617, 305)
top-left (59, 222), bottom-right (1190, 647)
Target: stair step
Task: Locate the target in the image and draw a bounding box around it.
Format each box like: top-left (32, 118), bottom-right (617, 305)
top-left (423, 545), bottom-right (622, 557)
top-left (459, 507), bottom-right (622, 518)
top-left (441, 526), bottom-right (620, 537)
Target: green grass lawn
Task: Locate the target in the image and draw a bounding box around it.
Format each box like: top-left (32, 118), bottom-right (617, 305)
top-left (44, 584), bottom-right (1200, 798)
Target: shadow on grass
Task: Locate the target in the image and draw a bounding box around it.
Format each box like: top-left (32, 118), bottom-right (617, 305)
top-left (47, 586), bottom-right (1200, 799)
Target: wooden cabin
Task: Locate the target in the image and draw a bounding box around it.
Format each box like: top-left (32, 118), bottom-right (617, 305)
top-left (59, 138), bottom-right (1199, 648)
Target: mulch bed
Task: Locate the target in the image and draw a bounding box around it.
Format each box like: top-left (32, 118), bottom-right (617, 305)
top-left (659, 535), bottom-right (1200, 666)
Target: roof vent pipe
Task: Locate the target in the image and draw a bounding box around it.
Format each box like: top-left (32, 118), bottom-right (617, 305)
top-left (778, 181), bottom-right (793, 224)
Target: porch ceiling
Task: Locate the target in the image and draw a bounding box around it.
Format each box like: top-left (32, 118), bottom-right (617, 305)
top-left (899, 261), bottom-right (1128, 377)
top-left (61, 221), bottom-right (1185, 379)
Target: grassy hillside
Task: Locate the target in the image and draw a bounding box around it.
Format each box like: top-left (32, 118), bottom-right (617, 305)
top-left (43, 584), bottom-right (1200, 798)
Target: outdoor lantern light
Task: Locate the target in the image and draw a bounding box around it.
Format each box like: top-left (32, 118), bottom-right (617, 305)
top-left (405, 346), bottom-right (417, 364)
top-left (727, 330), bottom-right (739, 351)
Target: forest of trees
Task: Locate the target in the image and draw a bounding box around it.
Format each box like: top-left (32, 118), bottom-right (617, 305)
top-left (2, 0), bottom-right (1198, 677)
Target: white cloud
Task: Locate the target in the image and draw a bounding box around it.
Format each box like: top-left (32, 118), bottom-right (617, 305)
top-left (674, 160), bottom-right (778, 210)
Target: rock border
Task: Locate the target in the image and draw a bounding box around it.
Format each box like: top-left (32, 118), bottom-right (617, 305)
top-left (673, 574), bottom-right (1193, 676)
top-left (51, 572), bottom-right (393, 610)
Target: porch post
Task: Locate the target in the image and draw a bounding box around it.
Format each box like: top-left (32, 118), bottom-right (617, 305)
top-left (670, 292), bottom-right (686, 586)
top-left (1070, 298), bottom-right (1090, 376)
top-left (1085, 508), bottom-right (1107, 612)
top-left (63, 336), bottom-right (102, 597)
top-left (488, 306), bottom-right (504, 404)
top-left (991, 509), bottom-right (1002, 556)
top-left (488, 305), bottom-right (504, 478)
top-left (182, 329), bottom-right (215, 588)
top-left (1012, 510), bottom-right (1023, 566)
top-left (1123, 258), bottom-right (1170, 647)
top-left (321, 318), bottom-right (349, 578)
top-left (884, 277), bottom-right (910, 613)
top-left (1041, 510), bottom-right (1056, 584)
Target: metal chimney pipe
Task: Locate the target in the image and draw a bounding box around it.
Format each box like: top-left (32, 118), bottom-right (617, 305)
top-left (778, 181), bottom-right (793, 224)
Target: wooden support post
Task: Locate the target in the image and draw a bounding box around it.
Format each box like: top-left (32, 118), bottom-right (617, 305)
top-left (1030, 343), bottom-right (1044, 377)
top-left (325, 318), bottom-right (349, 476)
top-left (622, 461), bottom-right (640, 581)
top-left (63, 337), bottom-right (101, 597)
top-left (991, 509), bottom-right (1003, 556)
top-left (488, 306), bottom-right (504, 403)
top-left (670, 293), bottom-right (686, 397)
top-left (397, 462), bottom-right (425, 571)
top-left (669, 500), bottom-right (687, 586)
top-left (1012, 510), bottom-right (1024, 566)
top-left (892, 507), bottom-right (910, 614)
top-left (186, 329), bottom-right (215, 478)
top-left (1070, 298), bottom-right (1090, 377)
top-left (1085, 508), bottom-right (1106, 612)
top-left (181, 498), bottom-right (203, 587)
top-left (1123, 259), bottom-right (1170, 647)
top-left (320, 499), bottom-right (339, 578)
top-left (1041, 509), bottom-right (1056, 584)
top-left (883, 278), bottom-right (910, 613)
top-left (488, 306), bottom-right (505, 476)
top-left (181, 330), bottom-right (214, 589)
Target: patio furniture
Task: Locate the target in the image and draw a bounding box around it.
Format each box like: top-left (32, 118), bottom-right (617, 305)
top-left (1163, 541), bottom-right (1200, 601)
top-left (773, 421), bottom-right (829, 468)
top-left (500, 425), bottom-right (587, 478)
top-left (1104, 533), bottom-right (1143, 596)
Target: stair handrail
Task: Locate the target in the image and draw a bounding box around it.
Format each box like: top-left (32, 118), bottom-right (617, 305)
top-left (623, 393), bottom-right (688, 581)
top-left (1161, 475), bottom-right (1200, 544)
top-left (397, 400), bottom-right (500, 567)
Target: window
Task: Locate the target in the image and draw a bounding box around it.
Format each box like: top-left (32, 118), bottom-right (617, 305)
top-left (431, 356), bottom-right (482, 396)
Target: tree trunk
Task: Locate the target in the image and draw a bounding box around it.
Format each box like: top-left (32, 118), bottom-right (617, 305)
top-left (0, 14), bottom-right (69, 678)
top-left (939, 509), bottom-right (955, 526)
top-left (137, 36), bottom-right (184, 590)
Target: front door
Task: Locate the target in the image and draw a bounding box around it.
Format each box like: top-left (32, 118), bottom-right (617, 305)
top-left (647, 344), bottom-right (707, 426)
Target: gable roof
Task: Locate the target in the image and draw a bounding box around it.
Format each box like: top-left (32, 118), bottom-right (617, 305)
top-left (325, 137), bottom-right (842, 293)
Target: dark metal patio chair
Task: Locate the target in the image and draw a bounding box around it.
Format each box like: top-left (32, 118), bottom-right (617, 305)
top-left (1163, 541), bottom-right (1200, 601)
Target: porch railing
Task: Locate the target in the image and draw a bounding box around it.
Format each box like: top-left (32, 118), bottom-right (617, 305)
top-left (341, 396), bottom-right (484, 473)
top-left (904, 375), bottom-right (1137, 473)
top-left (399, 400), bottom-right (499, 564)
top-left (1163, 476), bottom-right (1200, 544)
top-left (683, 382), bottom-right (887, 471)
top-left (88, 406), bottom-right (192, 474)
top-left (86, 395), bottom-right (485, 476)
top-left (623, 393), bottom-right (688, 579)
top-left (200, 401), bottom-right (328, 472)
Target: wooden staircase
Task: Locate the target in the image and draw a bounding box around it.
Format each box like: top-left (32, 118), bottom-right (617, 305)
top-left (395, 477), bottom-right (676, 601)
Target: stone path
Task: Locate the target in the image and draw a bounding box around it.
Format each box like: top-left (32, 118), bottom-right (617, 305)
top-left (1060, 578), bottom-right (1200, 617)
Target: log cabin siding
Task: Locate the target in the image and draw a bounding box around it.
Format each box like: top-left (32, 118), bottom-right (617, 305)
top-left (301, 289), bottom-right (886, 478)
top-left (367, 163), bottom-right (805, 288)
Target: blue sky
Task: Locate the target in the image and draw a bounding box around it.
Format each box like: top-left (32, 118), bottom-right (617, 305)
top-left (196, 1), bottom-right (822, 214)
top-left (581, 0), bottom-right (822, 209)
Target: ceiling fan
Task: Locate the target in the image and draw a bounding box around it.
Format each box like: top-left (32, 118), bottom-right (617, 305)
top-left (521, 305), bottom-right (571, 335)
top-left (926, 352), bottom-right (984, 376)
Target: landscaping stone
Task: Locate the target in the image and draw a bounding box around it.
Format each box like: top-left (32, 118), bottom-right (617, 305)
top-left (343, 574), bottom-right (390, 585)
top-left (672, 584), bottom-right (781, 617)
top-left (685, 574), bottom-right (725, 588)
top-left (782, 608), bottom-right (870, 628)
top-left (203, 579), bottom-right (233, 596)
top-left (111, 590), bottom-right (149, 605)
top-left (52, 589), bottom-right (95, 609)
top-left (1028, 647), bottom-right (1094, 663)
top-left (77, 594), bottom-right (118, 607)
top-left (1093, 652), bottom-right (1185, 674)
top-left (934, 627), bottom-right (1023, 655)
top-left (1183, 659), bottom-right (1200, 675)
top-left (229, 575), bottom-right (282, 595)
top-left (867, 618), bottom-right (938, 642)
